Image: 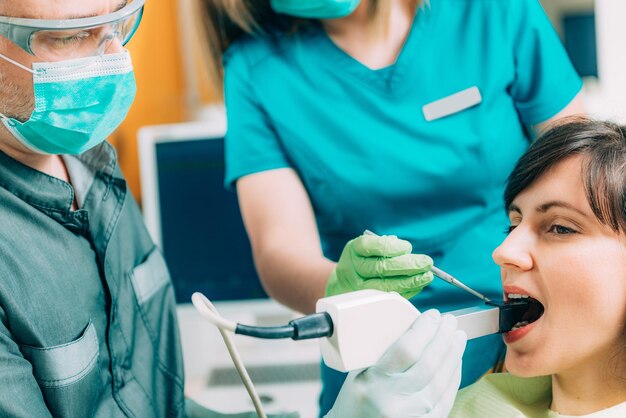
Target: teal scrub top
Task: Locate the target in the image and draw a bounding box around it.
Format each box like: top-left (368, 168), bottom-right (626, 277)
top-left (223, 0), bottom-right (581, 414)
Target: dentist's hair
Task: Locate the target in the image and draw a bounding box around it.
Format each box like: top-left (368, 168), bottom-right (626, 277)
top-left (504, 116), bottom-right (626, 233)
top-left (196, 0), bottom-right (422, 93)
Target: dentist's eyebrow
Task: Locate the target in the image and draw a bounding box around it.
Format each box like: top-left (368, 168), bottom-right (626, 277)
top-left (536, 201), bottom-right (589, 217)
top-left (67, 0), bottom-right (128, 19)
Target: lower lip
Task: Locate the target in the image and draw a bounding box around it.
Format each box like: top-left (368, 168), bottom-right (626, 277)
top-left (503, 319), bottom-right (539, 344)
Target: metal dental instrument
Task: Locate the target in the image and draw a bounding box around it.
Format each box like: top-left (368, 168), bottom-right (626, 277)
top-left (430, 266), bottom-right (491, 303)
top-left (362, 230), bottom-right (492, 303)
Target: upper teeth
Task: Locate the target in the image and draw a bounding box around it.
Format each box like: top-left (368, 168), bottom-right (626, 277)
top-left (508, 294), bottom-right (529, 299)
top-left (511, 321), bottom-right (529, 331)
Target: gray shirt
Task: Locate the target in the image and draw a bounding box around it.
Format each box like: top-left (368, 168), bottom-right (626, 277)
top-left (0, 143), bottom-right (185, 417)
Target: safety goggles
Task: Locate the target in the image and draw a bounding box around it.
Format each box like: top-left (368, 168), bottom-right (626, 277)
top-left (0, 0), bottom-right (144, 61)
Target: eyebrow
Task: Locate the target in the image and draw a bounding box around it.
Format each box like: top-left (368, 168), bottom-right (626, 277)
top-left (67, 0), bottom-right (128, 20)
top-left (508, 201), bottom-right (590, 218)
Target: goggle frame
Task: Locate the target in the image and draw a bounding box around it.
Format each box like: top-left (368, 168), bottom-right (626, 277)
top-left (0, 0), bottom-right (145, 56)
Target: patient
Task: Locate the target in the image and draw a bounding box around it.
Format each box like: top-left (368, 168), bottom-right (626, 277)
top-left (450, 117), bottom-right (626, 417)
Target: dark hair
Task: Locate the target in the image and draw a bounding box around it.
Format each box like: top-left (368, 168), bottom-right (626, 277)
top-left (504, 117), bottom-right (626, 233)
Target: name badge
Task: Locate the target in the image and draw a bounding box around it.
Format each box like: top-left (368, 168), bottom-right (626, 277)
top-left (422, 86), bottom-right (482, 122)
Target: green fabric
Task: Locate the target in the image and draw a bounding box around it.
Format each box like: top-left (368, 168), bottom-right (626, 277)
top-left (451, 373), bottom-right (626, 417)
top-left (451, 374), bottom-right (552, 417)
top-left (0, 143), bottom-right (185, 417)
top-left (325, 234), bottom-right (433, 299)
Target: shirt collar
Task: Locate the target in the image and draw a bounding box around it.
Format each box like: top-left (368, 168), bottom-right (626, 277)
top-left (0, 142), bottom-right (120, 215)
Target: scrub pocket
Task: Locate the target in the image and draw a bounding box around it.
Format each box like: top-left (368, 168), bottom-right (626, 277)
top-left (20, 321), bottom-right (101, 418)
top-left (128, 246), bottom-right (185, 406)
top-left (129, 247), bottom-right (172, 341)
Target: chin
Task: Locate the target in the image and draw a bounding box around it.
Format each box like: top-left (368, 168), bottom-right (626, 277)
top-left (504, 353), bottom-right (544, 377)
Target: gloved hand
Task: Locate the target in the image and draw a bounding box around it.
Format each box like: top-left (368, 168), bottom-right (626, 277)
top-left (325, 310), bottom-right (467, 418)
top-left (326, 233), bottom-right (434, 299)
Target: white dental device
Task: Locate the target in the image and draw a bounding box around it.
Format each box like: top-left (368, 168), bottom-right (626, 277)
top-left (192, 288), bottom-right (537, 417)
top-left (193, 289), bottom-right (525, 373)
top-left (316, 289), bottom-right (500, 372)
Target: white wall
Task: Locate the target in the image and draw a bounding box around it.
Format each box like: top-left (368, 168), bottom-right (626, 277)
top-left (591, 0), bottom-right (626, 123)
top-left (541, 0), bottom-right (626, 123)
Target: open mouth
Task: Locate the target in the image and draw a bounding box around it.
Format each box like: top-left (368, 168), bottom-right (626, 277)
top-left (492, 297), bottom-right (545, 333)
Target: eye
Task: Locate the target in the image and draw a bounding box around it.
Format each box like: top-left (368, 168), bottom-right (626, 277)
top-left (504, 224), bottom-right (518, 234)
top-left (42, 31), bottom-right (93, 49)
top-left (548, 224), bottom-right (577, 235)
top-left (54, 31), bottom-right (91, 45)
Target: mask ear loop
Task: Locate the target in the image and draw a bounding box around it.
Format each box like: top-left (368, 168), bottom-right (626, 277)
top-left (0, 112), bottom-right (14, 124)
top-left (0, 53), bottom-right (27, 124)
top-left (0, 51), bottom-right (38, 74)
top-left (0, 53), bottom-right (37, 138)
top-left (0, 52), bottom-right (41, 125)
top-left (0, 110), bottom-right (45, 154)
top-left (0, 112), bottom-right (14, 129)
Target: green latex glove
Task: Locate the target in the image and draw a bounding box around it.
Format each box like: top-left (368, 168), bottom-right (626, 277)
top-left (326, 234), bottom-right (434, 299)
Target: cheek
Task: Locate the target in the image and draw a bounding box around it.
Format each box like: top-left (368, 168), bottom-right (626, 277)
top-left (0, 50), bottom-right (34, 96)
top-left (0, 60), bottom-right (35, 119)
top-left (547, 249), bottom-right (626, 329)
top-left (539, 257), bottom-right (599, 334)
top-left (1, 66), bottom-right (31, 88)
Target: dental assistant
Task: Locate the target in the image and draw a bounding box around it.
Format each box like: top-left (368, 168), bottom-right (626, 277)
top-left (201, 0), bottom-right (584, 415)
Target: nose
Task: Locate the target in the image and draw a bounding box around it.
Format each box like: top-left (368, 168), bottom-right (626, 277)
top-left (492, 226), bottom-right (534, 272)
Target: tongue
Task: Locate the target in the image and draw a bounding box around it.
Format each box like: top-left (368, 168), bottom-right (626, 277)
top-left (489, 298), bottom-right (545, 333)
top-left (522, 299), bottom-right (545, 323)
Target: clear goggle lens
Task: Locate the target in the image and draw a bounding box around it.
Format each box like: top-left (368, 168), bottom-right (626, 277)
top-left (29, 9), bottom-right (141, 61)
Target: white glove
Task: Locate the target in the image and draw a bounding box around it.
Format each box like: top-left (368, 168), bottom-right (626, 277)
top-left (325, 310), bottom-right (467, 418)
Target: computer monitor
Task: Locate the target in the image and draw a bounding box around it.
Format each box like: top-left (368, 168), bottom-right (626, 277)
top-left (138, 115), bottom-right (267, 304)
top-left (562, 12), bottom-right (598, 78)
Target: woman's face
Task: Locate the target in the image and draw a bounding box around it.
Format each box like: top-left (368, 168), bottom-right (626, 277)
top-left (493, 156), bottom-right (626, 377)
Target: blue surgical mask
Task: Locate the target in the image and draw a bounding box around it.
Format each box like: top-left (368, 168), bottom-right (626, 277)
top-left (0, 51), bottom-right (136, 155)
top-left (270, 0), bottom-right (361, 18)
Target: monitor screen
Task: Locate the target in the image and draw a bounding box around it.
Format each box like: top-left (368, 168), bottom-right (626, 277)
top-left (563, 12), bottom-right (597, 78)
top-left (155, 138), bottom-right (267, 303)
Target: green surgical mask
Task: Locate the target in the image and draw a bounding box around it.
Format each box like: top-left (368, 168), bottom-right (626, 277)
top-left (0, 51), bottom-right (136, 155)
top-left (270, 0), bottom-right (361, 18)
